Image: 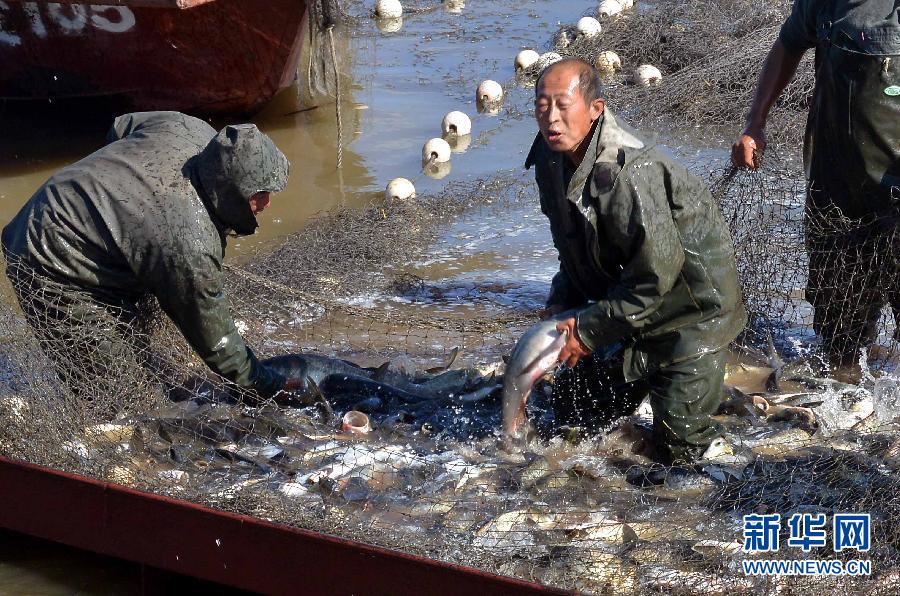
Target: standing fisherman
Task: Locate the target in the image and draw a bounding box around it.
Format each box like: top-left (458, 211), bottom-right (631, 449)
top-left (527, 59), bottom-right (745, 463)
top-left (2, 111), bottom-right (300, 406)
top-left (733, 1), bottom-right (900, 365)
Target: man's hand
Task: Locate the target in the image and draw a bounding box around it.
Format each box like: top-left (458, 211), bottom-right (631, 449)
top-left (731, 128), bottom-right (767, 170)
top-left (555, 317), bottom-right (592, 368)
top-left (539, 304), bottom-right (567, 320)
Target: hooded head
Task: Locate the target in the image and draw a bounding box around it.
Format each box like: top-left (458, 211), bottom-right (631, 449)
top-left (195, 124), bottom-right (290, 236)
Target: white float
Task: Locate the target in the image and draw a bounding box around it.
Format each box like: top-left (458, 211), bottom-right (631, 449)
top-left (476, 79), bottom-right (504, 103)
top-left (634, 64), bottom-right (662, 87)
top-left (597, 0), bottom-right (623, 18)
top-left (595, 50), bottom-right (622, 74)
top-left (441, 110), bottom-right (472, 136)
top-left (515, 49), bottom-right (541, 71)
top-left (375, 0), bottom-right (403, 18)
top-left (385, 178), bottom-right (416, 200)
top-left (422, 137), bottom-right (452, 163)
top-left (576, 16), bottom-right (602, 37)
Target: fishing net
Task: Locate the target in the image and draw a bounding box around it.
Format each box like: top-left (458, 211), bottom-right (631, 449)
top-left (559, 0), bottom-right (792, 76)
top-left (516, 0), bottom-right (815, 146)
top-left (711, 151), bottom-right (900, 369)
top-left (3, 163), bottom-right (900, 593)
top-left (300, 0), bottom-right (347, 105)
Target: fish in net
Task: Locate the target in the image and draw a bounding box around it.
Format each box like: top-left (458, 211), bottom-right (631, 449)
top-left (3, 165), bottom-right (900, 593)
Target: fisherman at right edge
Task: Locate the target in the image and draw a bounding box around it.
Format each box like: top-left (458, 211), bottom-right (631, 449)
top-left (525, 59), bottom-right (746, 464)
top-left (732, 0), bottom-right (900, 366)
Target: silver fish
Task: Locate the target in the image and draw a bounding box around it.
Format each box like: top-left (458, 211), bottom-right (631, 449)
top-left (501, 310), bottom-right (577, 438)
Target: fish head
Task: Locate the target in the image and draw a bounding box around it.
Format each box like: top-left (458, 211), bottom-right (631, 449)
top-left (701, 437), bottom-right (734, 460)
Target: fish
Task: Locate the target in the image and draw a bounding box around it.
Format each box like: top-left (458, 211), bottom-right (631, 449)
top-left (735, 427), bottom-right (811, 457)
top-left (572, 552), bottom-right (637, 594)
top-left (315, 375), bottom-right (429, 407)
top-left (765, 404), bottom-right (817, 431)
top-left (84, 423), bottom-right (135, 445)
top-left (265, 353), bottom-right (492, 406)
top-left (425, 346), bottom-right (459, 374)
top-left (473, 508), bottom-right (626, 551)
top-left (637, 564), bottom-right (755, 595)
top-left (500, 310), bottom-right (577, 439)
top-left (263, 353), bottom-right (398, 389)
top-left (764, 332), bottom-right (785, 392)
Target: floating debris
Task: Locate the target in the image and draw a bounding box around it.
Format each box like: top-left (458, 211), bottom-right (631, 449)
top-left (341, 410), bottom-right (372, 434)
top-left (443, 0), bottom-right (464, 13)
top-left (554, 29), bottom-right (573, 49)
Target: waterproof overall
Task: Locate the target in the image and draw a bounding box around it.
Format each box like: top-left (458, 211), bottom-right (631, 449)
top-left (781, 0), bottom-right (900, 362)
top-left (2, 112), bottom-right (290, 405)
top-left (527, 110), bottom-right (745, 463)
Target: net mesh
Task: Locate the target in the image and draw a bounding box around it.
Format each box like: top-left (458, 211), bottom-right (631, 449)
top-left (517, 0), bottom-right (815, 145)
top-left (3, 1), bottom-right (900, 593)
top-left (3, 166), bottom-right (900, 593)
top-left (710, 151), bottom-right (900, 369)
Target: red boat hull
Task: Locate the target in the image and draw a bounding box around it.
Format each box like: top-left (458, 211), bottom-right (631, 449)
top-left (0, 456), bottom-right (564, 595)
top-left (0, 0), bottom-right (308, 115)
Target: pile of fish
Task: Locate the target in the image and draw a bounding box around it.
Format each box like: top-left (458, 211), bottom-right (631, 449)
top-left (9, 340), bottom-right (900, 594)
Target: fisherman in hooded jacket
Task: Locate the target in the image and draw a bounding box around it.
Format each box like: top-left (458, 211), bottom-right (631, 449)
top-left (527, 59), bottom-right (746, 464)
top-left (2, 111), bottom-right (300, 402)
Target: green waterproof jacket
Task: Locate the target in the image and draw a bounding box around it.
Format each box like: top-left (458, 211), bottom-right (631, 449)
top-left (525, 109), bottom-right (746, 380)
top-left (1, 111), bottom-right (290, 399)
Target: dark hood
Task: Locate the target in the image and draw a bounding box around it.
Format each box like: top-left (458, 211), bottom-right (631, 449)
top-left (195, 124), bottom-right (290, 236)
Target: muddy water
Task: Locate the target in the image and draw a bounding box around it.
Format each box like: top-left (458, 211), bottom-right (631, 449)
top-left (0, 0), bottom-right (746, 591)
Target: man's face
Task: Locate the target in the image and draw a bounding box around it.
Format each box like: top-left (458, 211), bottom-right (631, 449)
top-left (249, 191), bottom-right (271, 215)
top-left (535, 66), bottom-right (605, 155)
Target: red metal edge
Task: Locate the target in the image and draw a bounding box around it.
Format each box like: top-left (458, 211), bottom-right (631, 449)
top-left (0, 456), bottom-right (570, 595)
top-left (4, 1), bottom-right (217, 8)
